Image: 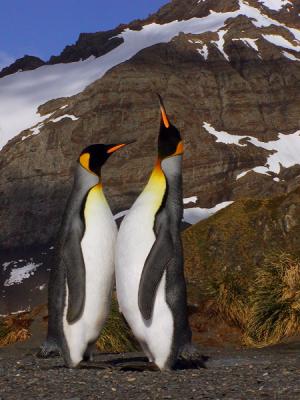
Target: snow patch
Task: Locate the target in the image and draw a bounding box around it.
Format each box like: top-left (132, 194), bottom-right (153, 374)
top-left (184, 196), bottom-right (198, 205)
top-left (4, 262), bottom-right (43, 286)
top-left (232, 37), bottom-right (259, 52)
top-left (189, 39), bottom-right (209, 60)
top-left (183, 201), bottom-right (234, 225)
top-left (259, 0), bottom-right (292, 11)
top-left (282, 50), bottom-right (300, 61)
top-left (203, 122), bottom-right (248, 146)
top-left (204, 122), bottom-right (300, 177)
top-left (212, 29), bottom-right (229, 61)
top-left (2, 261), bottom-right (15, 272)
top-left (236, 170), bottom-right (250, 180)
top-left (21, 113), bottom-right (79, 141)
top-left (197, 44), bottom-right (209, 60)
top-left (0, 308), bottom-right (31, 318)
top-left (51, 114), bottom-right (79, 123)
top-left (263, 34), bottom-right (300, 52)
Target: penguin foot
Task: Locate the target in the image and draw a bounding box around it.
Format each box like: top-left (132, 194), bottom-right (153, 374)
top-left (83, 343), bottom-right (95, 362)
top-left (37, 340), bottom-right (61, 358)
top-left (176, 343), bottom-right (208, 370)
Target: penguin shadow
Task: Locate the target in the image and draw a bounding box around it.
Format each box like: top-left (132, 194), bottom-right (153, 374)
top-left (105, 355), bottom-right (159, 372)
top-left (174, 355), bottom-right (209, 370)
top-left (106, 354), bottom-right (210, 372)
top-left (39, 361), bottom-right (113, 371)
top-left (36, 350), bottom-right (209, 372)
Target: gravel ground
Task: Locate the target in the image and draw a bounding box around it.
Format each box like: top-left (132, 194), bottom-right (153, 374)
top-left (0, 343), bottom-right (300, 399)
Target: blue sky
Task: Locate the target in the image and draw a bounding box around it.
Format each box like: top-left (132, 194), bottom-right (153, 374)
top-left (0, 0), bottom-right (168, 69)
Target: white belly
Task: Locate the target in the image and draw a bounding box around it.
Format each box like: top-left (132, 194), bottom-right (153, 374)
top-left (115, 191), bottom-right (174, 369)
top-left (63, 185), bottom-right (117, 366)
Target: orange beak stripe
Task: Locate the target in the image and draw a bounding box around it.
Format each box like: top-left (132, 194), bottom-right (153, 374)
top-left (160, 106), bottom-right (170, 129)
top-left (107, 144), bottom-right (126, 154)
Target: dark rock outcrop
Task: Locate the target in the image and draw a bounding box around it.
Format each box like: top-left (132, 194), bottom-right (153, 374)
top-left (0, 55), bottom-right (45, 78)
top-left (48, 29), bottom-right (124, 64)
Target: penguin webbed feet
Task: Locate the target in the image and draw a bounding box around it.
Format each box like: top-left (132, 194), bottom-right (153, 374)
top-left (175, 343), bottom-right (208, 370)
top-left (37, 339), bottom-right (61, 358)
top-left (83, 344), bottom-right (95, 362)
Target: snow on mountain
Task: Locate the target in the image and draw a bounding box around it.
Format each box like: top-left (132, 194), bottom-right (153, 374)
top-left (203, 122), bottom-right (300, 178)
top-left (21, 113), bottom-right (79, 142)
top-left (1, 0), bottom-right (300, 150)
top-left (263, 34), bottom-right (300, 52)
top-left (0, 9), bottom-right (238, 150)
top-left (232, 38), bottom-right (260, 52)
top-left (183, 200), bottom-right (234, 225)
top-left (259, 0), bottom-right (292, 11)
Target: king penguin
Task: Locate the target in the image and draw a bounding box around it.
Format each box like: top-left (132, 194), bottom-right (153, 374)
top-left (39, 142), bottom-right (132, 368)
top-left (115, 96), bottom-right (200, 370)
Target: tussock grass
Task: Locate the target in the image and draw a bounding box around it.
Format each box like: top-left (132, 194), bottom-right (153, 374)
top-left (96, 297), bottom-right (138, 353)
top-left (0, 316), bottom-right (31, 347)
top-left (203, 270), bottom-right (250, 329)
top-left (197, 253), bottom-right (300, 348)
top-left (0, 327), bottom-right (30, 346)
top-left (245, 253), bottom-right (300, 347)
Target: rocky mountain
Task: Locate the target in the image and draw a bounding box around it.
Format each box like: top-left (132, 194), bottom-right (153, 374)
top-left (1, 0), bottom-right (300, 256)
top-left (0, 55), bottom-right (45, 78)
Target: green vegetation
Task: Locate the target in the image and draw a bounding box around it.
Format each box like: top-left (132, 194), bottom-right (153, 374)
top-left (96, 297), bottom-right (138, 353)
top-left (0, 315), bottom-right (31, 347)
top-left (203, 270), bottom-right (250, 329)
top-left (196, 252), bottom-right (300, 347)
top-left (183, 189), bottom-right (300, 347)
top-left (246, 253), bottom-right (300, 347)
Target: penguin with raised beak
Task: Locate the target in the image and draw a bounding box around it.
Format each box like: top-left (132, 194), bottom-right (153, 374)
top-left (115, 96), bottom-right (200, 370)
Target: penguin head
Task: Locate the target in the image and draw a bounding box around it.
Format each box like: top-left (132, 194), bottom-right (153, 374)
top-left (157, 94), bottom-right (183, 160)
top-left (79, 142), bottom-right (132, 176)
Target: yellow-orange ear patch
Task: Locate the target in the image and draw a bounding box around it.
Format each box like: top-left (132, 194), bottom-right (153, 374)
top-left (160, 106), bottom-right (170, 129)
top-left (79, 153), bottom-right (90, 171)
top-left (107, 144), bottom-right (126, 154)
top-left (174, 141), bottom-right (184, 155)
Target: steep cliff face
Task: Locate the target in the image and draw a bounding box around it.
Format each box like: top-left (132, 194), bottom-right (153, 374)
top-left (1, 0), bottom-right (300, 250)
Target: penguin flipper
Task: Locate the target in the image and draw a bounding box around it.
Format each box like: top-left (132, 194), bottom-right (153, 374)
top-left (138, 226), bottom-right (173, 320)
top-left (63, 220), bottom-right (86, 323)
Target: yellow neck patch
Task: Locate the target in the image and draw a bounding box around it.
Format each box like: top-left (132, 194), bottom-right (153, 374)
top-left (84, 183), bottom-right (106, 217)
top-left (144, 160), bottom-right (166, 197)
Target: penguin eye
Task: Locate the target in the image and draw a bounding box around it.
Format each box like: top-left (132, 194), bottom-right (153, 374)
top-left (79, 153), bottom-right (90, 171)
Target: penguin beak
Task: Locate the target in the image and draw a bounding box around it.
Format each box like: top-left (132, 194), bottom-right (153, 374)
top-left (107, 140), bottom-right (136, 154)
top-left (157, 94), bottom-right (170, 129)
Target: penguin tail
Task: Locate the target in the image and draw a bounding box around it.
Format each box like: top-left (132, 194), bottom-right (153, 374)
top-left (175, 342), bottom-right (209, 370)
top-left (37, 338), bottom-right (61, 358)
